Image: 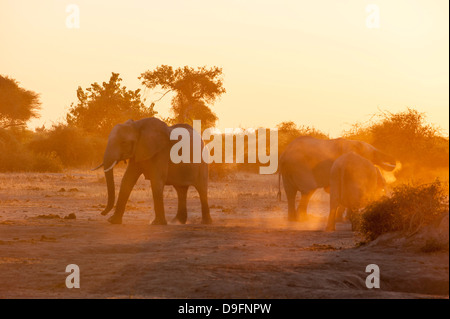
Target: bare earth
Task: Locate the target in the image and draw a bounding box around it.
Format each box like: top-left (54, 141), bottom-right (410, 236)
top-left (0, 170), bottom-right (448, 298)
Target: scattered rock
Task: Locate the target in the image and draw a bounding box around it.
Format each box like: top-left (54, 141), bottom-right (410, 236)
top-left (36, 214), bottom-right (61, 219)
top-left (40, 235), bottom-right (56, 242)
top-left (58, 188), bottom-right (66, 192)
top-left (305, 244), bottom-right (339, 251)
top-left (64, 213), bottom-right (76, 220)
top-left (68, 188), bottom-right (79, 192)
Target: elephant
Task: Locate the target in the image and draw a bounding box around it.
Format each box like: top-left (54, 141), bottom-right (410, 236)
top-left (94, 117), bottom-right (211, 225)
top-left (326, 152), bottom-right (386, 231)
top-left (278, 136), bottom-right (396, 221)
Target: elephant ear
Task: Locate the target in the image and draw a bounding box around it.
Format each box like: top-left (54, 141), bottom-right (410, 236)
top-left (134, 125), bottom-right (170, 163)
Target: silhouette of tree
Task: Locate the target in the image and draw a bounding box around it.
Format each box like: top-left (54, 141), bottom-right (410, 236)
top-left (139, 65), bottom-right (225, 128)
top-left (66, 72), bottom-right (156, 137)
top-left (0, 75), bottom-right (41, 128)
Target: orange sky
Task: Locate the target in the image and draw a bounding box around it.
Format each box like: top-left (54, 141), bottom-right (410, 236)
top-left (0, 0), bottom-right (448, 137)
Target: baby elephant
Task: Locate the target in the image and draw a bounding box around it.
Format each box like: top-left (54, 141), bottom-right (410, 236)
top-left (326, 152), bottom-right (386, 231)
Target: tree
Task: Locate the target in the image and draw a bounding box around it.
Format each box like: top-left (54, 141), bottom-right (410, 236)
top-left (343, 108), bottom-right (449, 168)
top-left (66, 73), bottom-right (156, 137)
top-left (0, 75), bottom-right (41, 128)
top-left (139, 65), bottom-right (225, 128)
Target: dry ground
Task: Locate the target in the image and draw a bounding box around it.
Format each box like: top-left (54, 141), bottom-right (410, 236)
top-left (0, 169), bottom-right (448, 298)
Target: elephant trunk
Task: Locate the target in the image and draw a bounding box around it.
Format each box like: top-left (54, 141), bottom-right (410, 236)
top-left (101, 168), bottom-right (115, 216)
top-left (101, 146), bottom-right (118, 216)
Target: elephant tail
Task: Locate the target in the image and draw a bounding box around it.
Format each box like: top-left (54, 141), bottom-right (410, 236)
top-left (277, 170), bottom-right (282, 201)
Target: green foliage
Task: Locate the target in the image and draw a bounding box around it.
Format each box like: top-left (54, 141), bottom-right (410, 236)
top-left (0, 75), bottom-right (41, 128)
top-left (66, 72), bottom-right (156, 137)
top-left (140, 65), bottom-right (225, 128)
top-left (359, 181), bottom-right (449, 241)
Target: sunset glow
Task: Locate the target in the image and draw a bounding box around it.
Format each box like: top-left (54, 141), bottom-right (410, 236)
top-left (0, 0), bottom-right (448, 136)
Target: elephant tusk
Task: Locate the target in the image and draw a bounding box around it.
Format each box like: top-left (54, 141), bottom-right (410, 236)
top-left (103, 161), bottom-right (117, 173)
top-left (91, 163), bottom-right (104, 171)
top-left (382, 163), bottom-right (396, 169)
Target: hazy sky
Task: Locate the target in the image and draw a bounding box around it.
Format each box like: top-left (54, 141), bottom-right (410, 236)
top-left (0, 0), bottom-right (448, 137)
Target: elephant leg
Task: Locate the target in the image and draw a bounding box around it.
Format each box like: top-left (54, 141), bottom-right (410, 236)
top-left (150, 179), bottom-right (167, 225)
top-left (326, 205), bottom-right (338, 231)
top-left (108, 165), bottom-right (141, 224)
top-left (296, 191), bottom-right (314, 221)
top-left (335, 206), bottom-right (345, 222)
top-left (347, 208), bottom-right (356, 231)
top-left (285, 190), bottom-right (297, 222)
top-left (196, 185), bottom-right (212, 225)
top-left (282, 176), bottom-right (297, 221)
top-left (172, 186), bottom-right (188, 224)
top-left (326, 191), bottom-right (340, 231)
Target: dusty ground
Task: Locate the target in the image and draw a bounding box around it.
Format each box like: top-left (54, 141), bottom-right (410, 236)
top-left (0, 169), bottom-right (448, 298)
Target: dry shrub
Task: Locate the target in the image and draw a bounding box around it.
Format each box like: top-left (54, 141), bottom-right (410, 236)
top-left (0, 128), bottom-right (62, 172)
top-left (360, 180), bottom-right (449, 241)
top-left (277, 121), bottom-right (328, 156)
top-left (28, 124), bottom-right (105, 167)
top-left (344, 108), bottom-right (449, 183)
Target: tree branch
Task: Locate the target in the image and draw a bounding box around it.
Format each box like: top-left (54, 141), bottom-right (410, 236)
top-left (151, 90), bottom-right (172, 103)
top-left (1, 122), bottom-right (26, 129)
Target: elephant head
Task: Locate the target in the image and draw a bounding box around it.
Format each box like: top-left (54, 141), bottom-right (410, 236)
top-left (94, 118), bottom-right (171, 216)
top-left (337, 138), bottom-right (397, 171)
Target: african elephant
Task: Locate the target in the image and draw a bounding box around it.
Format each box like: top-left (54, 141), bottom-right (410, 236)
top-left (94, 117), bottom-right (211, 225)
top-left (326, 152), bottom-right (386, 231)
top-left (278, 136), bottom-right (396, 221)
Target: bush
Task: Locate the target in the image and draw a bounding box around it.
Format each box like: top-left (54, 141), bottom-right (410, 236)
top-left (277, 121), bottom-right (328, 156)
top-left (0, 128), bottom-right (62, 172)
top-left (28, 124), bottom-right (105, 167)
top-left (359, 180), bottom-right (449, 241)
top-left (344, 108), bottom-right (449, 183)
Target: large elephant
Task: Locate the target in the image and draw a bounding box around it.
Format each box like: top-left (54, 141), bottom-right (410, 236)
top-left (94, 117), bottom-right (211, 225)
top-left (278, 136), bottom-right (396, 221)
top-left (326, 152), bottom-right (386, 231)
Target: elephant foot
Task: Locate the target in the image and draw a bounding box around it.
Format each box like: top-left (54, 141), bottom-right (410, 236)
top-left (151, 218), bottom-right (167, 225)
top-left (101, 207), bottom-right (113, 216)
top-left (107, 214), bottom-right (123, 224)
top-left (171, 215), bottom-right (187, 225)
top-left (201, 216), bottom-right (213, 225)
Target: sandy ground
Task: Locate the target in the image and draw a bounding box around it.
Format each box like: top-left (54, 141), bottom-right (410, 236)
top-left (0, 169), bottom-right (448, 299)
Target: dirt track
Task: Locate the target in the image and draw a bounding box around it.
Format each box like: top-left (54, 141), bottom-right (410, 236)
top-left (0, 170), bottom-right (448, 298)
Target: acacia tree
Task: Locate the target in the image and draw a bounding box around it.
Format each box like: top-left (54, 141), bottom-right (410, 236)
top-left (0, 75), bottom-right (41, 128)
top-left (66, 72), bottom-right (156, 137)
top-left (139, 65), bottom-right (225, 128)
